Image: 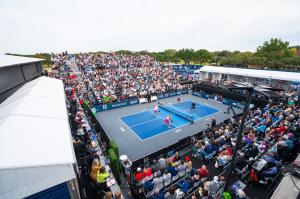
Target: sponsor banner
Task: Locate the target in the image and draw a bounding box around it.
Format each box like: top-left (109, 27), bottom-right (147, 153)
top-left (93, 90), bottom-right (188, 112)
top-left (158, 89), bottom-right (188, 99)
top-left (93, 98), bottom-right (139, 112)
top-left (192, 91), bottom-right (244, 109)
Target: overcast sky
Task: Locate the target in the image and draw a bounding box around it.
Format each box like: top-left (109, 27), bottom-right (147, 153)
top-left (0, 0), bottom-right (299, 54)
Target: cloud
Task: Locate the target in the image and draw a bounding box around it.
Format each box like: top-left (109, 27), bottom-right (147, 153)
top-left (0, 0), bottom-right (299, 54)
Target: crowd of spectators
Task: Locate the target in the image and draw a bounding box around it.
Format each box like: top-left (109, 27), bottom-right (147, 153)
top-left (49, 61), bottom-right (124, 199)
top-left (130, 91), bottom-right (299, 198)
top-left (48, 51), bottom-right (300, 199)
top-left (51, 52), bottom-right (184, 106)
top-left (130, 147), bottom-right (230, 199)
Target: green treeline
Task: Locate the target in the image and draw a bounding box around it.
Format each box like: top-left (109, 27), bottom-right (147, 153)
top-left (6, 38), bottom-right (300, 70)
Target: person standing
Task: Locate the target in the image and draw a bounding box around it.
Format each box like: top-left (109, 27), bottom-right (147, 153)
top-left (191, 102), bottom-right (196, 113)
top-left (154, 104), bottom-right (159, 117)
top-left (211, 118), bottom-right (216, 127)
top-left (122, 159), bottom-right (132, 185)
top-left (164, 115), bottom-right (172, 128)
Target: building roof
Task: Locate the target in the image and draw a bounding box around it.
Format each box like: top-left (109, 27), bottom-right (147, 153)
top-left (198, 66), bottom-right (300, 82)
top-left (0, 54), bottom-right (44, 68)
top-left (0, 76), bottom-right (76, 199)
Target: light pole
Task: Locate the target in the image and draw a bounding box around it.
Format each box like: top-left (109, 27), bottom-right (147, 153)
top-left (224, 86), bottom-right (254, 192)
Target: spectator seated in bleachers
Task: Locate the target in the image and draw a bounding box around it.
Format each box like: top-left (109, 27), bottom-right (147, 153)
top-left (153, 172), bottom-right (164, 192)
top-left (164, 186), bottom-right (176, 199)
top-left (177, 177), bottom-right (192, 194)
top-left (167, 162), bottom-right (178, 177)
top-left (216, 145), bottom-right (233, 167)
top-left (152, 189), bottom-right (165, 199)
top-left (177, 160), bottom-right (187, 175)
top-left (143, 166), bottom-right (153, 181)
top-left (204, 176), bottom-right (219, 196)
top-left (192, 188), bottom-right (210, 199)
top-left (143, 180), bottom-right (154, 193)
top-left (197, 165), bottom-right (209, 180)
top-left (163, 170), bottom-right (172, 186)
top-left (135, 167), bottom-right (145, 182)
top-left (184, 156), bottom-right (193, 172)
top-left (197, 140), bottom-right (217, 161)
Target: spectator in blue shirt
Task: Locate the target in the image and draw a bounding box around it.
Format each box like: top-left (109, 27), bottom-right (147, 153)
top-left (167, 162), bottom-right (178, 177)
top-left (177, 178), bottom-right (191, 193)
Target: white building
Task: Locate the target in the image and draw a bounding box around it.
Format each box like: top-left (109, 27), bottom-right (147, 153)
top-left (0, 76), bottom-right (79, 199)
top-left (195, 66), bottom-right (300, 91)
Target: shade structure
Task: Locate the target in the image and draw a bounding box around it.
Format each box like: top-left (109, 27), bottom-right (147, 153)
top-left (0, 54), bottom-right (44, 68)
top-left (271, 154), bottom-right (300, 199)
top-left (197, 65), bottom-right (300, 82)
top-left (0, 76), bottom-right (76, 199)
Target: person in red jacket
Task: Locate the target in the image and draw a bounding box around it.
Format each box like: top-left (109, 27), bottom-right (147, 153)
top-left (197, 165), bottom-right (209, 179)
top-left (135, 167), bottom-right (144, 182)
top-left (275, 124), bottom-right (286, 135)
top-left (143, 166), bottom-right (153, 178)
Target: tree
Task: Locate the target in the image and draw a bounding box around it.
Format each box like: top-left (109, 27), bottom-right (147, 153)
top-left (192, 49), bottom-right (212, 64)
top-left (176, 48), bottom-right (194, 64)
top-left (116, 50), bottom-right (134, 55)
top-left (256, 38), bottom-right (293, 60)
top-left (163, 49), bottom-right (177, 62)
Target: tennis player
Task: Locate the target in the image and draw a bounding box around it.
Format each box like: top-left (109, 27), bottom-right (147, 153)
top-left (190, 102), bottom-right (196, 113)
top-left (164, 115), bottom-right (172, 128)
top-left (154, 104), bottom-right (159, 117)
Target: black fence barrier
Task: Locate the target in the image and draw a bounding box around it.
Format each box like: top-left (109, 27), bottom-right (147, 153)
top-left (85, 106), bottom-right (111, 150)
top-left (193, 83), bottom-right (269, 108)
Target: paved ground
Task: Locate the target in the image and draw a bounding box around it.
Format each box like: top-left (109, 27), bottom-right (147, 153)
top-left (96, 94), bottom-right (242, 161)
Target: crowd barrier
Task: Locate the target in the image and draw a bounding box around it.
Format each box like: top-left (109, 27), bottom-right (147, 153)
top-left (93, 98), bottom-right (139, 112)
top-left (92, 89), bottom-right (188, 112)
top-left (193, 83), bottom-right (269, 108)
top-left (192, 90), bottom-right (245, 109)
top-left (157, 89), bottom-right (188, 99)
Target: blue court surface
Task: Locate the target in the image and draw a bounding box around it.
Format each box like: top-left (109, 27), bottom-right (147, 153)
top-left (120, 100), bottom-right (219, 140)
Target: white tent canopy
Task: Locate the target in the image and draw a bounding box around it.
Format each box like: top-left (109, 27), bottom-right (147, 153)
top-left (271, 154), bottom-right (300, 199)
top-left (0, 54), bottom-right (44, 68)
top-left (198, 66), bottom-right (300, 82)
top-left (0, 76), bottom-right (76, 199)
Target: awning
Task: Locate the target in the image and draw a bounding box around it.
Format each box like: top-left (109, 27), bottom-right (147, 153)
top-left (199, 66), bottom-right (300, 82)
top-left (0, 76), bottom-right (76, 199)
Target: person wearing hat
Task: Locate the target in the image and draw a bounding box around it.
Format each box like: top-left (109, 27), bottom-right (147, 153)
top-left (135, 167), bottom-right (144, 182)
top-left (184, 156), bottom-right (193, 171)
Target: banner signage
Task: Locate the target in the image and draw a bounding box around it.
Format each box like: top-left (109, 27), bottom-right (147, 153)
top-left (192, 91), bottom-right (244, 109)
top-left (157, 89), bottom-right (188, 99)
top-left (93, 89), bottom-right (188, 112)
top-left (93, 98), bottom-right (139, 112)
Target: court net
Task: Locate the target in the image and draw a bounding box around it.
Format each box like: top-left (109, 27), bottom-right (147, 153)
top-left (158, 101), bottom-right (194, 123)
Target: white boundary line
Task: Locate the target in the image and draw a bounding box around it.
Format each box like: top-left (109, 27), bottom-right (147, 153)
top-left (119, 117), bottom-right (144, 142)
top-left (119, 109), bottom-right (188, 142)
top-left (129, 118), bottom-right (162, 128)
top-left (120, 109), bottom-right (148, 118)
top-left (118, 99), bottom-right (221, 142)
